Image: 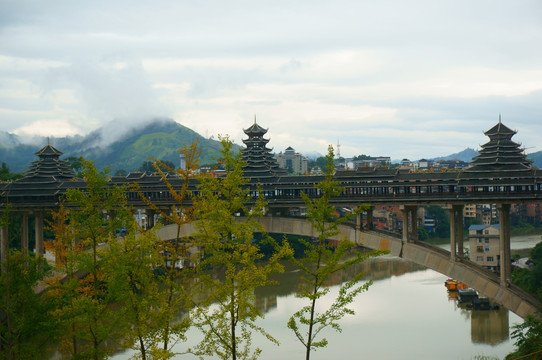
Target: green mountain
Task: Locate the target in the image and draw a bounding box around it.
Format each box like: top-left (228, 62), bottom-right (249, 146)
top-left (528, 151), bottom-right (542, 168)
top-left (432, 148), bottom-right (479, 162)
top-left (0, 118), bottom-right (232, 174)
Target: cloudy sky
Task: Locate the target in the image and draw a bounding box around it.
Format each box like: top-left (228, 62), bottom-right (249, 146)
top-left (1, 0), bottom-right (542, 160)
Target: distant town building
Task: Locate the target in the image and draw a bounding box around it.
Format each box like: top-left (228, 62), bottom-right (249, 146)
top-left (463, 204), bottom-right (477, 219)
top-left (433, 159), bottom-right (469, 170)
top-left (349, 156), bottom-right (391, 169)
top-left (417, 158), bottom-right (432, 170)
top-left (310, 166), bottom-right (323, 175)
top-left (469, 224), bottom-right (500, 271)
top-left (477, 204), bottom-right (498, 225)
top-left (277, 146), bottom-right (309, 174)
top-left (511, 203), bottom-right (542, 223)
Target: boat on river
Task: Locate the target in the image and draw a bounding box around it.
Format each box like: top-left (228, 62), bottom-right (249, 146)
top-left (444, 278), bottom-right (467, 291)
top-left (472, 296), bottom-right (500, 310)
top-left (458, 288), bottom-right (479, 303)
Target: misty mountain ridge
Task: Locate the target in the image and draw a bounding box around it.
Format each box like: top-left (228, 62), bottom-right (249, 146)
top-left (0, 118), bottom-right (225, 173)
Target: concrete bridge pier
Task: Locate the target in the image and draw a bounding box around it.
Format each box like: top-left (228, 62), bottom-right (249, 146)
top-left (498, 204), bottom-right (512, 286)
top-left (35, 212), bottom-right (44, 256)
top-left (356, 212), bottom-right (362, 230)
top-left (449, 205), bottom-right (464, 261)
top-left (356, 206), bottom-right (374, 230)
top-left (21, 213), bottom-right (29, 256)
top-left (20, 211), bottom-right (45, 256)
top-left (366, 206), bottom-right (374, 230)
top-left (400, 205), bottom-right (418, 243)
top-left (146, 209), bottom-right (156, 229)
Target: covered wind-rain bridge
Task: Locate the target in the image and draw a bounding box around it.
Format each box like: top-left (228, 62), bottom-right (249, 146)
top-left (1, 118), bottom-right (541, 317)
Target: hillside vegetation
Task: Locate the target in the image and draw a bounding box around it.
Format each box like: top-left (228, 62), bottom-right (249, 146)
top-left (0, 118), bottom-right (231, 174)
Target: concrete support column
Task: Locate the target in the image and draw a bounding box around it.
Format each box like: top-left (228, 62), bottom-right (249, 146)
top-left (366, 206), bottom-right (373, 230)
top-left (356, 212), bottom-right (362, 231)
top-left (146, 209), bottom-right (155, 229)
top-left (21, 213), bottom-right (29, 255)
top-left (1, 225), bottom-right (8, 264)
top-left (449, 206), bottom-right (457, 261)
top-left (456, 206), bottom-right (464, 259)
top-left (35, 212), bottom-right (44, 256)
top-left (449, 205), bottom-right (464, 260)
top-left (410, 206), bottom-right (418, 242)
top-left (401, 206), bottom-right (408, 242)
top-left (400, 205), bottom-right (418, 242)
top-left (498, 204), bottom-right (511, 286)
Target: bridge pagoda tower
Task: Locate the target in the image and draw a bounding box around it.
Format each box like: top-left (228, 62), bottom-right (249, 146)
top-left (460, 117), bottom-right (533, 286)
top-left (241, 119), bottom-right (286, 182)
top-left (0, 143), bottom-right (75, 262)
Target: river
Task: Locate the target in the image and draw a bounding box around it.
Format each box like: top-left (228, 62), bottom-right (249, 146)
top-left (112, 243), bottom-right (538, 360)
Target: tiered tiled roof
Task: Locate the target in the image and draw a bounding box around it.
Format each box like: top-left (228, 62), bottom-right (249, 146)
top-left (464, 117), bottom-right (532, 174)
top-left (0, 143), bottom-right (77, 208)
top-left (24, 144), bottom-right (76, 180)
top-left (241, 120), bottom-right (286, 181)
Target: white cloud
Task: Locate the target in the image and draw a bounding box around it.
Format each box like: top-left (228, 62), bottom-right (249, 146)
top-left (14, 119), bottom-right (81, 137)
top-left (1, 0), bottom-right (542, 160)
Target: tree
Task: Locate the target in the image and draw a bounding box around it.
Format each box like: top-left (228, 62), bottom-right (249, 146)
top-left (308, 157), bottom-right (328, 172)
top-left (0, 162), bottom-right (23, 182)
top-left (138, 159), bottom-right (176, 174)
top-left (65, 156), bottom-right (84, 178)
top-left (46, 204), bottom-right (86, 358)
top-left (426, 205), bottom-right (450, 239)
top-left (115, 169), bottom-right (127, 176)
top-left (287, 145), bottom-right (386, 360)
top-left (102, 228), bottom-right (164, 360)
top-left (132, 142), bottom-right (201, 358)
top-left (506, 310), bottom-right (542, 360)
top-left (512, 241), bottom-right (542, 298)
top-left (138, 161), bottom-right (155, 174)
top-left (49, 159), bottom-right (133, 359)
top-left (418, 227), bottom-right (430, 241)
top-left (0, 250), bottom-right (56, 360)
top-left (191, 136), bottom-right (292, 360)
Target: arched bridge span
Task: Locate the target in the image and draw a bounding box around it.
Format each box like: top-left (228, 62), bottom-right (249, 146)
top-left (156, 216), bottom-right (540, 319)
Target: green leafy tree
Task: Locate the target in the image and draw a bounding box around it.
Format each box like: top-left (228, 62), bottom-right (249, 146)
top-left (115, 169), bottom-right (127, 176)
top-left (191, 136), bottom-right (292, 360)
top-left (50, 159), bottom-right (133, 359)
top-left (506, 310), bottom-right (542, 360)
top-left (418, 227), bottom-right (430, 241)
top-left (102, 228), bottom-right (164, 360)
top-left (65, 156), bottom-right (84, 178)
top-left (0, 249), bottom-right (56, 360)
top-left (352, 154), bottom-right (371, 161)
top-left (0, 162), bottom-right (23, 182)
top-left (426, 205), bottom-right (450, 239)
top-left (132, 142), bottom-right (201, 358)
top-left (287, 145), bottom-right (386, 360)
top-left (139, 160), bottom-right (176, 174)
top-left (46, 204), bottom-right (86, 358)
top-left (138, 161), bottom-right (156, 174)
top-left (308, 157), bottom-right (327, 172)
top-left (512, 240), bottom-right (542, 298)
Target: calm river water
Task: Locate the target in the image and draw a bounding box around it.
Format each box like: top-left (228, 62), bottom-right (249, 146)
top-left (113, 240), bottom-right (540, 360)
